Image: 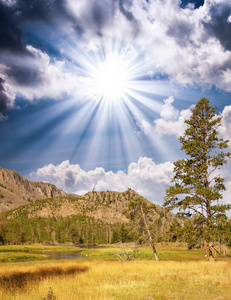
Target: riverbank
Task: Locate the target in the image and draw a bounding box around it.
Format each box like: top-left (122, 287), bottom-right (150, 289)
top-left (0, 244), bottom-right (82, 262)
top-left (0, 243), bottom-right (230, 262)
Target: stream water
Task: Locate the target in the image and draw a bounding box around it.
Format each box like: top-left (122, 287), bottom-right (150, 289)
top-left (31, 250), bottom-right (85, 260)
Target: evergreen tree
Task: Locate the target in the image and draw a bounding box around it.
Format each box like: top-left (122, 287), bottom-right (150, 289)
top-left (164, 98), bottom-right (231, 261)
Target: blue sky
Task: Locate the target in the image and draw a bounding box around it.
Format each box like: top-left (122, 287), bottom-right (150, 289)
top-left (1, 0), bottom-right (231, 205)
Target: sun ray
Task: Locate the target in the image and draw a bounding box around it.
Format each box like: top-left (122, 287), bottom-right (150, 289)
top-left (8, 38), bottom-right (180, 171)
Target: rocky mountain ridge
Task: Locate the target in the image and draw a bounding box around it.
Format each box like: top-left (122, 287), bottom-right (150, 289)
top-left (6, 189), bottom-right (173, 225)
top-left (0, 166), bottom-right (66, 212)
top-left (0, 167), bottom-right (174, 245)
top-left (0, 166), bottom-right (173, 225)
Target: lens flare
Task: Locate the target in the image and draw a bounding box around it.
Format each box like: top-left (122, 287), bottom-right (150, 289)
top-left (91, 52), bottom-right (130, 101)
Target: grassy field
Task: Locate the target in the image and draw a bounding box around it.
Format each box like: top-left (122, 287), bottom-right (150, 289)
top-left (0, 245), bottom-right (231, 299)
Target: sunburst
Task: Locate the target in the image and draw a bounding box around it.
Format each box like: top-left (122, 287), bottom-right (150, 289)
top-left (90, 52), bottom-right (131, 101)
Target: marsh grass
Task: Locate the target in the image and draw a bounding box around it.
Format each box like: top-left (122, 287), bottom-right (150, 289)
top-left (79, 245), bottom-right (206, 261)
top-left (0, 252), bottom-right (47, 262)
top-left (0, 260), bottom-right (231, 300)
top-left (0, 259), bottom-right (231, 299)
top-left (80, 244), bottom-right (231, 262)
top-left (1, 245), bottom-right (231, 299)
top-left (0, 264), bottom-right (88, 294)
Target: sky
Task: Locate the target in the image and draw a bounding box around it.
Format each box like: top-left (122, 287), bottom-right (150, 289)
top-left (0, 0), bottom-right (231, 206)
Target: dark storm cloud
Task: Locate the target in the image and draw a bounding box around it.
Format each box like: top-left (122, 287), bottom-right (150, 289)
top-left (118, 0), bottom-right (135, 21)
top-left (203, 3), bottom-right (231, 51)
top-left (91, 2), bottom-right (111, 28)
top-left (16, 0), bottom-right (65, 23)
top-left (0, 0), bottom-right (71, 109)
top-left (117, 0), bottom-right (139, 37)
top-left (0, 0), bottom-right (138, 54)
top-left (166, 20), bottom-right (193, 47)
top-left (68, 0), bottom-right (135, 38)
top-left (0, 0), bottom-right (70, 53)
top-left (0, 2), bottom-right (26, 54)
top-left (6, 65), bottom-right (43, 86)
top-left (76, 1), bottom-right (116, 36)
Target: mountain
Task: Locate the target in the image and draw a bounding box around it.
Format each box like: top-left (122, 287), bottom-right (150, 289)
top-left (3, 190), bottom-right (174, 245)
top-left (0, 166), bottom-right (66, 212)
top-left (0, 167), bottom-right (174, 245)
top-left (6, 189), bottom-right (172, 224)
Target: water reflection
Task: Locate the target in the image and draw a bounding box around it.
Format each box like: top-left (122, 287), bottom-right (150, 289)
top-left (31, 250), bottom-right (85, 260)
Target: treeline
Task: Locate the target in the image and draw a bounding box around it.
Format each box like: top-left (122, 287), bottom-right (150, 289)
top-left (0, 213), bottom-right (169, 245)
top-left (167, 217), bottom-right (231, 250)
top-left (0, 215), bottom-right (129, 245)
top-left (0, 213), bottom-right (231, 247)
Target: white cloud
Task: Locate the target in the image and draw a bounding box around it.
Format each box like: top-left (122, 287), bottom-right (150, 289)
top-left (154, 97), bottom-right (192, 137)
top-left (219, 105), bottom-right (231, 147)
top-left (212, 159), bottom-right (231, 208)
top-left (30, 154), bottom-right (231, 207)
top-left (159, 96), bottom-right (178, 121)
top-left (135, 0), bottom-right (231, 91)
top-left (30, 157), bottom-right (174, 205)
top-left (0, 46), bottom-right (83, 103)
top-left (68, 0), bottom-right (231, 92)
top-left (137, 97), bottom-right (231, 146)
top-left (136, 96), bottom-right (192, 137)
top-left (2, 0), bottom-right (231, 113)
top-left (136, 120), bottom-right (152, 136)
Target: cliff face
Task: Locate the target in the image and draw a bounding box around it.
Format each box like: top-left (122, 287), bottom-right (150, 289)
top-left (0, 167), bottom-right (66, 212)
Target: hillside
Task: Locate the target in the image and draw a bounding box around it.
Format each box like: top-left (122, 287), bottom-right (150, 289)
top-left (0, 167), bottom-right (174, 245)
top-left (0, 166), bottom-right (67, 212)
top-left (6, 189), bottom-right (172, 224)
top-left (2, 190), bottom-right (174, 245)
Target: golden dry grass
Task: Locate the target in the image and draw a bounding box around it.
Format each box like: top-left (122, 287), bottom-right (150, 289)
top-left (0, 259), bottom-right (231, 300)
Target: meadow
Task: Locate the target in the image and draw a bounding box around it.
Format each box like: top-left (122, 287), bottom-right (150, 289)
top-left (0, 245), bottom-right (231, 300)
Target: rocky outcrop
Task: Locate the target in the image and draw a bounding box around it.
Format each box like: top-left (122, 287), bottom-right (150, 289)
top-left (0, 167), bottom-right (66, 212)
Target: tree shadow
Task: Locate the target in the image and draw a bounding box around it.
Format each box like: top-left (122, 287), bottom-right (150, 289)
top-left (0, 265), bottom-right (89, 293)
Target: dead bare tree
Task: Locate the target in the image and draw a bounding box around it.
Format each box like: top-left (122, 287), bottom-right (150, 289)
top-left (114, 243), bottom-right (143, 262)
top-left (123, 197), bottom-right (159, 262)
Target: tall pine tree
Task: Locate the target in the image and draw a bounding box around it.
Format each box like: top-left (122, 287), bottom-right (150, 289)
top-left (164, 98), bottom-right (231, 261)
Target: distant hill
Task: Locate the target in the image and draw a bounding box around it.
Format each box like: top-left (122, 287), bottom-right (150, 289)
top-left (0, 166), bottom-right (66, 212)
top-left (6, 189), bottom-right (173, 225)
top-left (0, 167), bottom-right (174, 245)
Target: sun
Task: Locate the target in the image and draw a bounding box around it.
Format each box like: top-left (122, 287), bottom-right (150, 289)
top-left (92, 52), bottom-right (130, 101)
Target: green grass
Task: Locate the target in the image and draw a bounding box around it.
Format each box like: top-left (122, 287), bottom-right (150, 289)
top-left (0, 244), bottom-right (231, 299)
top-left (79, 244), bottom-right (228, 262)
top-left (0, 244), bottom-right (230, 263)
top-left (0, 252), bottom-right (47, 262)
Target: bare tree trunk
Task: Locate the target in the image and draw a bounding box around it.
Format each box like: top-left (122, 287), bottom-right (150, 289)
top-left (206, 195), bottom-right (215, 262)
top-left (141, 204), bottom-right (159, 262)
top-left (209, 240), bottom-right (215, 262)
top-left (204, 240), bottom-right (207, 258)
top-left (151, 244), bottom-right (159, 262)
top-left (219, 236), bottom-right (221, 255)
